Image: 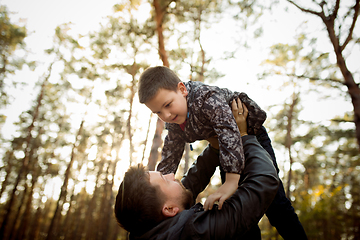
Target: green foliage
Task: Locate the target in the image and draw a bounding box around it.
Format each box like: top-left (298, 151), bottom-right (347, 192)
top-left (261, 33), bottom-right (344, 94)
top-left (0, 5), bottom-right (27, 108)
top-left (261, 15), bottom-right (359, 238)
top-left (0, 6), bottom-right (26, 65)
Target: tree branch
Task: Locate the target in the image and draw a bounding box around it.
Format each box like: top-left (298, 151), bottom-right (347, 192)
top-left (331, 0), bottom-right (341, 20)
top-left (341, 0), bottom-right (360, 51)
top-left (286, 73), bottom-right (343, 84)
top-left (287, 0), bottom-right (322, 17)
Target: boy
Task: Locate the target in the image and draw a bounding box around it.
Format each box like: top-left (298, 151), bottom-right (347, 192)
top-left (138, 66), bottom-right (266, 210)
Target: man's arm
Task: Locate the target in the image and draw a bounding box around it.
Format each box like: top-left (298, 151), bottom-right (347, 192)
top-left (181, 136), bottom-right (279, 239)
top-left (181, 145), bottom-right (220, 202)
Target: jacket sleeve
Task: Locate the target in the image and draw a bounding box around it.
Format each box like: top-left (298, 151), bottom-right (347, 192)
top-left (157, 130), bottom-right (186, 174)
top-left (201, 92), bottom-right (244, 174)
top-left (181, 135), bottom-right (279, 240)
top-left (181, 145), bottom-right (220, 201)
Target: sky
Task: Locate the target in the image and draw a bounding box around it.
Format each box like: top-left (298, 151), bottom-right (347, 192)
top-left (2, 0), bottom-right (357, 118)
top-left (1, 0), bottom-right (358, 173)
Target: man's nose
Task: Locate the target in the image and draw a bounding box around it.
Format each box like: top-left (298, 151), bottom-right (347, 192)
top-left (164, 173), bottom-right (175, 180)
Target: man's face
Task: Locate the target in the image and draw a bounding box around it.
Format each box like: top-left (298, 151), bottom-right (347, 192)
top-left (149, 171), bottom-right (193, 212)
top-left (145, 82), bottom-right (188, 125)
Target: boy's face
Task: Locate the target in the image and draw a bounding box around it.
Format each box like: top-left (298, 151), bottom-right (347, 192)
top-left (145, 82), bottom-right (188, 124)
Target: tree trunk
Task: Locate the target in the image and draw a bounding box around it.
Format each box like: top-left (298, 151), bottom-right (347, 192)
top-left (28, 184), bottom-right (47, 240)
top-left (126, 62), bottom-right (137, 165)
top-left (285, 91), bottom-right (297, 199)
top-left (8, 182), bottom-right (29, 240)
top-left (323, 14), bottom-right (360, 151)
top-left (83, 158), bottom-right (105, 240)
top-left (14, 168), bottom-right (39, 240)
top-left (46, 119), bottom-right (85, 240)
top-left (0, 151), bottom-right (14, 199)
top-left (288, 0), bottom-right (360, 151)
top-left (0, 63), bottom-right (53, 239)
top-left (29, 201), bottom-right (42, 240)
top-left (286, 148), bottom-right (293, 199)
top-left (141, 113), bottom-right (153, 164)
top-left (153, 0), bottom-right (169, 68)
top-left (58, 186), bottom-right (76, 240)
top-left (147, 0), bottom-right (171, 170)
top-left (147, 118), bottom-right (164, 171)
top-left (333, 44), bottom-right (360, 151)
top-left (69, 186), bottom-right (88, 240)
top-left (97, 160), bottom-right (116, 240)
top-left (96, 162), bottom-right (111, 240)
top-left (183, 143), bottom-right (190, 175)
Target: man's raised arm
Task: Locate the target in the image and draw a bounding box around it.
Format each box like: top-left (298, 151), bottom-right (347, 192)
top-left (180, 135), bottom-right (279, 239)
top-left (181, 145), bottom-right (220, 201)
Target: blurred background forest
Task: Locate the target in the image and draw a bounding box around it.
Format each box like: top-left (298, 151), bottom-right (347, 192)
top-left (0, 0), bottom-right (359, 239)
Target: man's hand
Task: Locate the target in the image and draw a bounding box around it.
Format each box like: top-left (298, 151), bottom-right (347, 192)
top-left (203, 173), bottom-right (240, 210)
top-left (207, 98), bottom-right (249, 149)
top-left (232, 98), bottom-right (248, 137)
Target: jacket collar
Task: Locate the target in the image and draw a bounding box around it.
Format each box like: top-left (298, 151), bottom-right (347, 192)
top-left (130, 203), bottom-right (203, 240)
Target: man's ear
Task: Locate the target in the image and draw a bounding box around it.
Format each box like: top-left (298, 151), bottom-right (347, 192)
top-left (162, 204), bottom-right (180, 217)
top-left (177, 82), bottom-right (188, 97)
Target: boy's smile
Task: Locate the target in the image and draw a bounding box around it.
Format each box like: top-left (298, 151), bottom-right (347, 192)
top-left (145, 82), bottom-right (188, 125)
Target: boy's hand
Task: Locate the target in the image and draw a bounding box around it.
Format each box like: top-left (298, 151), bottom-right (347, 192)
top-left (203, 173), bottom-right (240, 210)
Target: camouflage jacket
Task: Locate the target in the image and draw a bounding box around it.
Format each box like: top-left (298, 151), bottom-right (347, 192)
top-left (157, 81), bottom-right (266, 175)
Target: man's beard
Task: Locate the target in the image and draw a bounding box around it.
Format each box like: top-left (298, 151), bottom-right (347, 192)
top-left (176, 179), bottom-right (194, 209)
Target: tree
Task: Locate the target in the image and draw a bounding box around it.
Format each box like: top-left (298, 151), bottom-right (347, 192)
top-left (147, 0), bottom-right (228, 170)
top-left (143, 0), bottom-right (172, 171)
top-left (45, 117), bottom-right (86, 240)
top-left (0, 62), bottom-right (54, 240)
top-left (287, 0), bottom-right (360, 150)
top-left (0, 5), bottom-right (27, 107)
top-left (262, 30), bottom-right (360, 239)
top-left (0, 4), bottom-right (146, 240)
top-left (262, 34), bottom-right (317, 198)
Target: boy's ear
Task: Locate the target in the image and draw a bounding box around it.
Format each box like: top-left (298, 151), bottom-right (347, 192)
top-left (177, 82), bottom-right (188, 96)
top-left (162, 204), bottom-right (180, 217)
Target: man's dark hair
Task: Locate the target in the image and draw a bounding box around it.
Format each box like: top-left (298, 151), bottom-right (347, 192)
top-left (138, 66), bottom-right (181, 104)
top-left (114, 164), bottom-right (165, 234)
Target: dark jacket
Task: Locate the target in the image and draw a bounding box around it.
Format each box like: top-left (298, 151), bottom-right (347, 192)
top-left (158, 81), bottom-right (267, 176)
top-left (130, 135), bottom-right (279, 240)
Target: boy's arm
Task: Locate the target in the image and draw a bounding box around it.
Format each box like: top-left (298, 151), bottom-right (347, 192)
top-left (203, 173), bottom-right (240, 210)
top-left (157, 132), bottom-right (186, 174)
top-left (182, 98), bottom-right (249, 206)
top-left (202, 93), bottom-right (244, 175)
top-left (203, 98), bottom-right (248, 210)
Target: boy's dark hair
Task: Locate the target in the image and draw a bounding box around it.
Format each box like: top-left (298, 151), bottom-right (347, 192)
top-left (114, 164), bottom-right (166, 235)
top-left (138, 66), bottom-right (181, 104)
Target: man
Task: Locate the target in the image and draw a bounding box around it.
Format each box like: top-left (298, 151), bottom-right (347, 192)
top-left (114, 102), bottom-right (280, 239)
